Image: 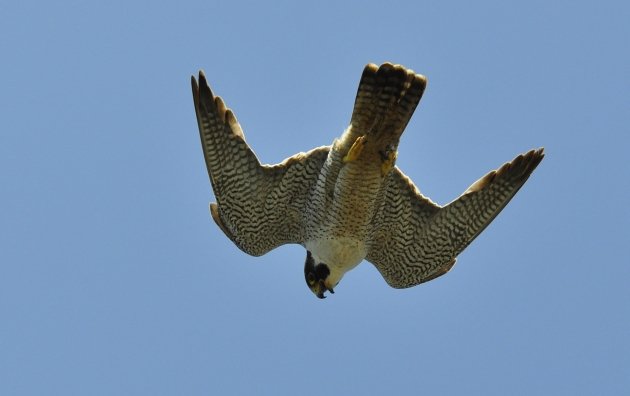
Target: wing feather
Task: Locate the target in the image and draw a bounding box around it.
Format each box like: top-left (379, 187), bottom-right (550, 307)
top-left (367, 148), bottom-right (544, 288)
top-left (192, 71), bottom-right (329, 256)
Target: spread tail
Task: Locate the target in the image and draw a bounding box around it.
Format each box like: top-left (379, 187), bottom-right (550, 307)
top-left (349, 63), bottom-right (427, 146)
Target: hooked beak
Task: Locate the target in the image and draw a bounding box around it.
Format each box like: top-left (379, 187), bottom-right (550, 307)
top-left (316, 280), bottom-right (335, 299)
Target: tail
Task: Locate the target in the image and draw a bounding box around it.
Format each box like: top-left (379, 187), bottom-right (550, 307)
top-left (349, 63), bottom-right (427, 146)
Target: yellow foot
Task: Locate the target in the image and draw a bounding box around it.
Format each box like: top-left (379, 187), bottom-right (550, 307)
top-left (381, 149), bottom-right (398, 176)
top-left (343, 136), bottom-right (367, 163)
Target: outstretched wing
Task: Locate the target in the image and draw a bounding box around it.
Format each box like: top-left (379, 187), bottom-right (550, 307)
top-left (367, 148), bottom-right (544, 288)
top-left (192, 71), bottom-right (329, 256)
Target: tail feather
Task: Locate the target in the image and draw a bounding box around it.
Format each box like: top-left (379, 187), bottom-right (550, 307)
top-left (350, 63), bottom-right (427, 145)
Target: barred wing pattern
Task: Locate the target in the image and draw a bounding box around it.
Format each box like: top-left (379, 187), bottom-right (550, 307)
top-left (192, 71), bottom-right (329, 256)
top-left (367, 148), bottom-right (544, 288)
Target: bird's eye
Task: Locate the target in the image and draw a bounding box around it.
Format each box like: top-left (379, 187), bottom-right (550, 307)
top-left (306, 272), bottom-right (316, 285)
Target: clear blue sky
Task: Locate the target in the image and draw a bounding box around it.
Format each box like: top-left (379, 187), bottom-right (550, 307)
top-left (1, 1), bottom-right (628, 394)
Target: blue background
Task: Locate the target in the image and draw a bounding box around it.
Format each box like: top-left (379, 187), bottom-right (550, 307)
top-left (1, 1), bottom-right (628, 394)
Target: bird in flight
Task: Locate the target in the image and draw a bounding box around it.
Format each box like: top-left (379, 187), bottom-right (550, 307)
top-left (192, 62), bottom-right (544, 299)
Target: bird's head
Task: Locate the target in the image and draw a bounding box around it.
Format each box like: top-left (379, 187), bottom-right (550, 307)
top-left (304, 250), bottom-right (339, 299)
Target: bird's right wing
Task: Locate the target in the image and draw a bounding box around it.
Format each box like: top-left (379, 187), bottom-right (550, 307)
top-left (192, 71), bottom-right (330, 256)
top-left (367, 148), bottom-right (544, 288)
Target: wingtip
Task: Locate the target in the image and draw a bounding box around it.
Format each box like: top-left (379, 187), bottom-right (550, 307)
top-left (199, 70), bottom-right (210, 91)
top-left (499, 147), bottom-right (546, 183)
top-left (523, 147), bottom-right (545, 173)
top-left (191, 69), bottom-right (206, 83)
top-left (193, 69), bottom-right (217, 108)
top-left (191, 73), bottom-right (200, 107)
top-left (465, 147), bottom-right (545, 195)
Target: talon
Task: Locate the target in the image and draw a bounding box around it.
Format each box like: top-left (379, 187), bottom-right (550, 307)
top-left (343, 135), bottom-right (367, 163)
top-left (381, 149), bottom-right (397, 176)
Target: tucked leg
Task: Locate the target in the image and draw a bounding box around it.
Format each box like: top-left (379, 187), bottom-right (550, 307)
top-left (343, 135), bottom-right (367, 163)
top-left (380, 148), bottom-right (398, 176)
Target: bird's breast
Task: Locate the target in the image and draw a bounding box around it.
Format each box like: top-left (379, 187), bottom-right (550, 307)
top-left (305, 138), bottom-right (387, 242)
top-left (305, 237), bottom-right (367, 271)
top-left (329, 161), bottom-right (383, 237)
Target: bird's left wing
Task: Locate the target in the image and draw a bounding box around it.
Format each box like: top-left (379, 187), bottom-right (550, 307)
top-left (192, 71), bottom-right (330, 256)
top-left (367, 148), bottom-right (544, 288)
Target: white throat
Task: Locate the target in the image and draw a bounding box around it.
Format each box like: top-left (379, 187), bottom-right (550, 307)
top-left (305, 237), bottom-right (367, 284)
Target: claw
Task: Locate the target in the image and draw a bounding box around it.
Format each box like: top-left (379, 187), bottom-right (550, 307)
top-left (343, 135), bottom-right (367, 163)
top-left (381, 149), bottom-right (397, 176)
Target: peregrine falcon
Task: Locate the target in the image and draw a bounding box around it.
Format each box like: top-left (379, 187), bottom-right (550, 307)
top-left (192, 62), bottom-right (544, 299)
